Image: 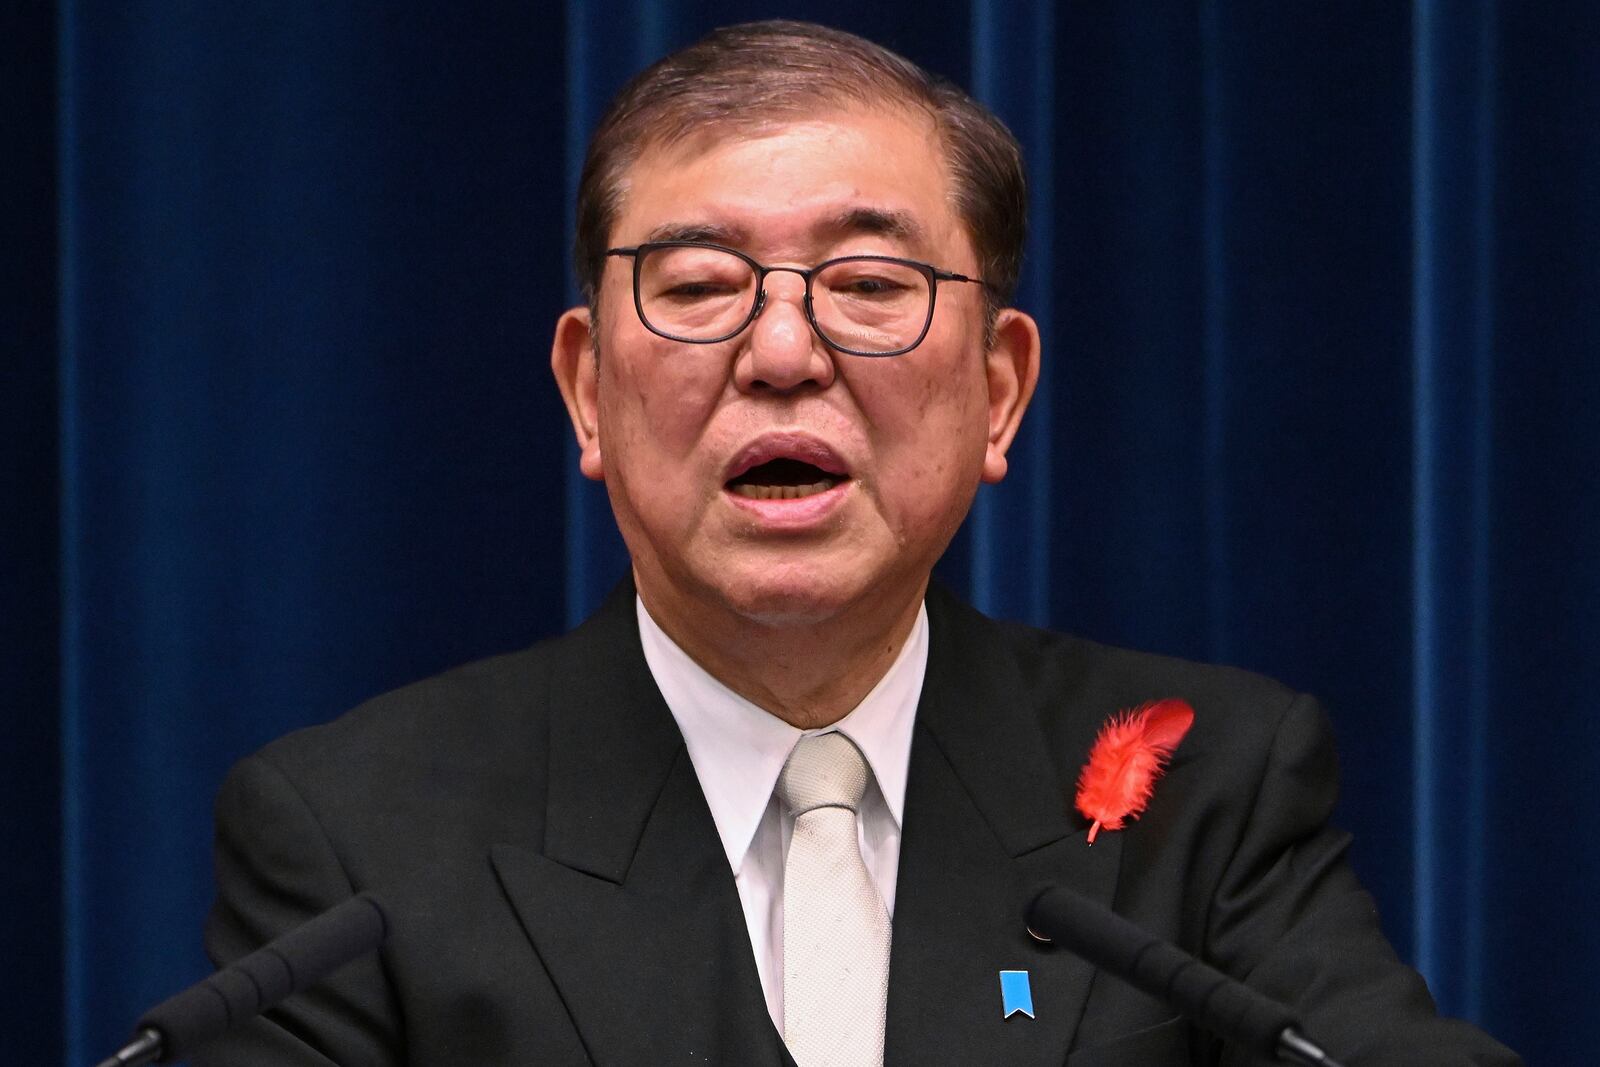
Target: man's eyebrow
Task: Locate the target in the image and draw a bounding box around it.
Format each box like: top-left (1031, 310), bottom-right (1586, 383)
top-left (637, 209), bottom-right (924, 249)
top-left (641, 222), bottom-right (748, 245)
top-left (824, 207), bottom-right (926, 246)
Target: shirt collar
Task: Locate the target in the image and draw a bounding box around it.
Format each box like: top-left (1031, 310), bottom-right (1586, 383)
top-left (636, 597), bottom-right (927, 875)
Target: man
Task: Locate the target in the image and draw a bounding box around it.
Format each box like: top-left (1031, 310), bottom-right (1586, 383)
top-left (197, 21), bottom-right (1518, 1066)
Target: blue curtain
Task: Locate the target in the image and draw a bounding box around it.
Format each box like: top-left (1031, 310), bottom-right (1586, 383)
top-left (8, 2), bottom-right (1595, 1063)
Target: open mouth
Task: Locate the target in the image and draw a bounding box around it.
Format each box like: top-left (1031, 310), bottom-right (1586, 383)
top-left (726, 457), bottom-right (847, 500)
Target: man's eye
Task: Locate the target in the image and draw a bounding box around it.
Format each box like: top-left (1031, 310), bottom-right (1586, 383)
top-left (833, 275), bottom-right (910, 298)
top-left (660, 280), bottom-right (737, 300)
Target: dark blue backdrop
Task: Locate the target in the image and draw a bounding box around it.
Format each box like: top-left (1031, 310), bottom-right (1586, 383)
top-left (7, 2), bottom-right (1596, 1064)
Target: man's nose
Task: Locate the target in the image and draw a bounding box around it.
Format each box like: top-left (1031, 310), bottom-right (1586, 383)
top-left (733, 271), bottom-right (836, 394)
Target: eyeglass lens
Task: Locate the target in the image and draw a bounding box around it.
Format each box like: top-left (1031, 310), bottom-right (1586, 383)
top-left (636, 245), bottom-right (930, 354)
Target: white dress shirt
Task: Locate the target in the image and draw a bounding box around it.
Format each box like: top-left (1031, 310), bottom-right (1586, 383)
top-left (636, 597), bottom-right (928, 1029)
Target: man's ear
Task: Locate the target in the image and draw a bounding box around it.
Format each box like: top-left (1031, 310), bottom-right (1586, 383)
top-left (980, 307), bottom-right (1042, 484)
top-left (550, 305), bottom-right (605, 482)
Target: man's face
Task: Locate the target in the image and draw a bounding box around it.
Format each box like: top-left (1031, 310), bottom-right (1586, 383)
top-left (554, 105), bottom-right (1036, 635)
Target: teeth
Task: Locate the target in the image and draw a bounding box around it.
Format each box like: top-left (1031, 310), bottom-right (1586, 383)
top-left (731, 480), bottom-right (837, 500)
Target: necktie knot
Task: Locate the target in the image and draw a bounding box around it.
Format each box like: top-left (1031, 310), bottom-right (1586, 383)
top-left (778, 732), bottom-right (870, 816)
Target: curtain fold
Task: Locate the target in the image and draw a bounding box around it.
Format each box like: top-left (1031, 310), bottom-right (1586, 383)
top-left (1409, 0), bottom-right (1497, 1014)
top-left (23, 3), bottom-right (1595, 1063)
top-left (965, 0), bottom-right (1057, 624)
top-left (2, 5), bottom-right (63, 1064)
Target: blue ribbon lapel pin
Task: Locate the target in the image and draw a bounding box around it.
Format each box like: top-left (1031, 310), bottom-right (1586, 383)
top-left (999, 970), bottom-right (1035, 1019)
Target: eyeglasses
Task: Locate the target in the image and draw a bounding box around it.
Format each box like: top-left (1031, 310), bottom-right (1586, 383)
top-left (604, 241), bottom-right (988, 357)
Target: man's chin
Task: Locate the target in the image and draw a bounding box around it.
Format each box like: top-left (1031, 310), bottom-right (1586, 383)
top-left (716, 583), bottom-right (862, 629)
top-left (633, 542), bottom-right (923, 638)
top-left (721, 564), bottom-right (935, 632)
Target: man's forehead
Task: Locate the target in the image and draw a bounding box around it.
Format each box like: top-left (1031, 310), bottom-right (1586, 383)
top-left (607, 106), bottom-right (957, 250)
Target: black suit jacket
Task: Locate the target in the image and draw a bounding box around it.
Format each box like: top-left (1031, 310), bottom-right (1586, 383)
top-left (196, 582), bottom-right (1518, 1066)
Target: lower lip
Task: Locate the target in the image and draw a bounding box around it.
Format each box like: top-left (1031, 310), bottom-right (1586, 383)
top-left (722, 479), bottom-right (853, 529)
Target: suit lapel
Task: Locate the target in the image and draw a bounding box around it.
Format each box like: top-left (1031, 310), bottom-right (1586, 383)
top-left (489, 581), bottom-right (1123, 1064)
top-left (491, 582), bottom-right (785, 1066)
top-left (885, 588), bottom-right (1124, 1066)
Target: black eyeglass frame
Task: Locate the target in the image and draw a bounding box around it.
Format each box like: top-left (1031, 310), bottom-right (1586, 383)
top-left (604, 241), bottom-right (989, 358)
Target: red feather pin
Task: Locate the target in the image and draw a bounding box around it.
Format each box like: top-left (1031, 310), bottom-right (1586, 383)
top-left (1075, 698), bottom-right (1195, 844)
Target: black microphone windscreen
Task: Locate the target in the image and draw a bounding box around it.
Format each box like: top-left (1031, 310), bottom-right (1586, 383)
top-left (1027, 884), bottom-right (1296, 1058)
top-left (136, 892), bottom-right (388, 1061)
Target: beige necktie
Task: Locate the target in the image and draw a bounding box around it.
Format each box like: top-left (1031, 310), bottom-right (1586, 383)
top-left (778, 732), bottom-right (891, 1067)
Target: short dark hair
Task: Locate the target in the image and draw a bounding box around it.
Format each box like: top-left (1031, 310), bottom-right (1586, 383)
top-left (573, 20), bottom-right (1027, 314)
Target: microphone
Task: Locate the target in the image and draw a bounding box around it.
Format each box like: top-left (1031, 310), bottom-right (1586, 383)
top-left (1026, 884), bottom-right (1346, 1067)
top-left (94, 892), bottom-right (389, 1067)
